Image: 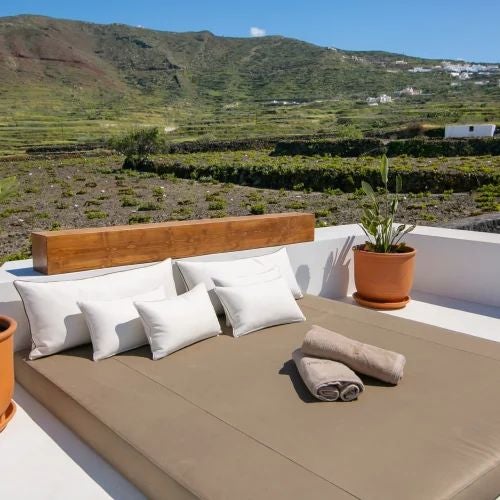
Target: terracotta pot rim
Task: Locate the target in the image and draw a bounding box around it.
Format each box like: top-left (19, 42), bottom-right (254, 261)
top-left (353, 244), bottom-right (416, 257)
top-left (0, 316), bottom-right (17, 343)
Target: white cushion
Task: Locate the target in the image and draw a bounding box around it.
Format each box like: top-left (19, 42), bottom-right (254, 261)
top-left (78, 287), bottom-right (166, 361)
top-left (14, 259), bottom-right (177, 360)
top-left (135, 283), bottom-right (221, 360)
top-left (211, 267), bottom-right (281, 287)
top-left (212, 267), bottom-right (282, 326)
top-left (177, 248), bottom-right (302, 315)
top-left (214, 278), bottom-right (306, 338)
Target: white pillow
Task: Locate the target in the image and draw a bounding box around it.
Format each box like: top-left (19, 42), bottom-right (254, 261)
top-left (212, 267), bottom-right (282, 326)
top-left (78, 287), bottom-right (166, 361)
top-left (214, 278), bottom-right (306, 338)
top-left (177, 248), bottom-right (302, 315)
top-left (211, 267), bottom-right (281, 287)
top-left (15, 259), bottom-right (177, 360)
top-left (135, 283), bottom-right (221, 360)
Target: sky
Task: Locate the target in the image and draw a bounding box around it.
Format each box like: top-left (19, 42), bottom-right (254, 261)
top-left (1, 0), bottom-right (499, 62)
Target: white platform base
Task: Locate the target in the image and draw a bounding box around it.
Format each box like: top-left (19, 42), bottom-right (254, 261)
top-left (338, 290), bottom-right (500, 343)
top-left (0, 385), bottom-right (144, 500)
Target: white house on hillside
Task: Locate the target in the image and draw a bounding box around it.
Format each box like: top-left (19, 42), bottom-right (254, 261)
top-left (398, 86), bottom-right (422, 96)
top-left (445, 124), bottom-right (496, 138)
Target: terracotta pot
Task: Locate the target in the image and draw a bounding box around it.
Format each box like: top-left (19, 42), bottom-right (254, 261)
top-left (0, 315), bottom-right (17, 432)
top-left (353, 245), bottom-right (416, 308)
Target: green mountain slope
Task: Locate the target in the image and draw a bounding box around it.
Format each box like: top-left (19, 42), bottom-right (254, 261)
top-left (0, 15), bottom-right (498, 151)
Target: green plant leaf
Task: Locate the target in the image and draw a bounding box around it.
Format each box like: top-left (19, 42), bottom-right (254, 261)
top-left (361, 180), bottom-right (376, 200)
top-left (380, 155), bottom-right (389, 186)
top-left (396, 174), bottom-right (402, 194)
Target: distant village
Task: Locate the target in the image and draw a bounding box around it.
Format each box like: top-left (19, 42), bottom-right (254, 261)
top-left (365, 60), bottom-right (499, 106)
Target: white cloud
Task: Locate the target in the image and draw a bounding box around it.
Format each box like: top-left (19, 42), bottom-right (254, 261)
top-left (250, 26), bottom-right (266, 37)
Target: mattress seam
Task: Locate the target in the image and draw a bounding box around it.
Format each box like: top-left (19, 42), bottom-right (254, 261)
top-left (115, 357), bottom-right (361, 500)
top-left (448, 460), bottom-right (500, 499)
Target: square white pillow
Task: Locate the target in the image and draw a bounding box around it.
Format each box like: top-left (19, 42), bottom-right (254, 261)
top-left (15, 259), bottom-right (177, 360)
top-left (177, 248), bottom-right (302, 315)
top-left (78, 287), bottom-right (166, 361)
top-left (214, 278), bottom-right (306, 338)
top-left (135, 283), bottom-right (222, 360)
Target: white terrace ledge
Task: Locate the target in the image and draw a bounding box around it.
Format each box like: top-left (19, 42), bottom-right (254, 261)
top-left (0, 223), bottom-right (499, 498)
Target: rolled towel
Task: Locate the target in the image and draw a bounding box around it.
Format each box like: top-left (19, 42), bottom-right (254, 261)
top-left (292, 349), bottom-right (364, 402)
top-left (340, 383), bottom-right (360, 402)
top-left (302, 325), bottom-right (406, 385)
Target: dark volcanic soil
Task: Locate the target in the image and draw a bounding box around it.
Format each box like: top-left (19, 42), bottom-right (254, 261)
top-left (0, 155), bottom-right (482, 262)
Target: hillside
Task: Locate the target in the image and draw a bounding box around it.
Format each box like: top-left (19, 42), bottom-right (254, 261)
top-left (0, 15), bottom-right (499, 151)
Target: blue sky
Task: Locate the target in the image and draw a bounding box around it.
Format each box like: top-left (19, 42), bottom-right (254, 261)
top-left (2, 0), bottom-right (499, 62)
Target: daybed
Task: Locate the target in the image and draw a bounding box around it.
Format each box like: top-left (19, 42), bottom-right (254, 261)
top-left (15, 295), bottom-right (500, 500)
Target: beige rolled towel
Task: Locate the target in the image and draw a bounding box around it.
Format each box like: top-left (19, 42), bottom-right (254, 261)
top-left (292, 349), bottom-right (364, 402)
top-left (302, 325), bottom-right (406, 385)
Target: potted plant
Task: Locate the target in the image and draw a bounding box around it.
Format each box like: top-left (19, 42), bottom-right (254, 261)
top-left (353, 156), bottom-right (416, 309)
top-left (0, 176), bottom-right (18, 431)
top-left (0, 316), bottom-right (17, 432)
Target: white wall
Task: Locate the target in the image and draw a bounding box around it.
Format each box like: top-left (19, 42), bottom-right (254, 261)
top-left (1, 224), bottom-right (499, 352)
top-left (444, 124), bottom-right (496, 138)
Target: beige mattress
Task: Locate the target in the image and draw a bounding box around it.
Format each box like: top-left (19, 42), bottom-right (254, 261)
top-left (15, 295), bottom-right (500, 500)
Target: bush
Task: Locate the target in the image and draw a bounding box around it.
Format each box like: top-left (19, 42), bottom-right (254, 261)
top-left (85, 210), bottom-right (108, 220)
top-left (137, 201), bottom-right (162, 211)
top-left (160, 133), bottom-right (338, 154)
top-left (110, 127), bottom-right (163, 164)
top-left (121, 196), bottom-right (139, 207)
top-left (249, 203), bottom-right (266, 215)
top-left (133, 155), bottom-right (499, 194)
top-left (129, 214), bottom-right (152, 224)
top-left (273, 139), bottom-right (384, 156)
top-left (208, 200), bottom-right (227, 210)
top-left (386, 138), bottom-right (500, 157)
top-left (273, 138), bottom-right (500, 158)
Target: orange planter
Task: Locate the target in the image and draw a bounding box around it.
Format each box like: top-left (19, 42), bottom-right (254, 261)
top-left (353, 245), bottom-right (416, 309)
top-left (0, 315), bottom-right (17, 432)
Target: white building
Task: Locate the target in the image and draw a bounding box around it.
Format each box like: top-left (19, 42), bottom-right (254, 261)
top-left (378, 94), bottom-right (392, 103)
top-left (398, 86), bottom-right (422, 96)
top-left (445, 124), bottom-right (496, 138)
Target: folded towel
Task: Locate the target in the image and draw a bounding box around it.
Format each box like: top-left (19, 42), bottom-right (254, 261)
top-left (301, 325), bottom-right (406, 385)
top-left (292, 349), bottom-right (364, 402)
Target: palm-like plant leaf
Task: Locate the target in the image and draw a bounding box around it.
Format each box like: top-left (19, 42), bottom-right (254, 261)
top-left (380, 155), bottom-right (389, 186)
top-left (358, 156), bottom-right (415, 253)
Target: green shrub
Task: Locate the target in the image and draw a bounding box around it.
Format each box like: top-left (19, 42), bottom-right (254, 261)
top-left (138, 201), bottom-right (162, 211)
top-left (111, 127), bottom-right (163, 165)
top-left (209, 210), bottom-right (227, 218)
top-left (314, 209), bottom-right (330, 218)
top-left (273, 139), bottom-right (384, 157)
top-left (249, 203), bottom-right (266, 215)
top-left (386, 138), bottom-right (500, 157)
top-left (130, 152), bottom-right (500, 194)
top-left (208, 200), bottom-right (227, 210)
top-left (121, 196), bottom-right (139, 207)
top-left (285, 200), bottom-right (307, 209)
top-left (85, 210), bottom-right (108, 220)
top-left (129, 214), bottom-right (152, 224)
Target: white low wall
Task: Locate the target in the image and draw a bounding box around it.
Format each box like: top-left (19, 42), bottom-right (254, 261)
top-left (1, 223), bottom-right (499, 352)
